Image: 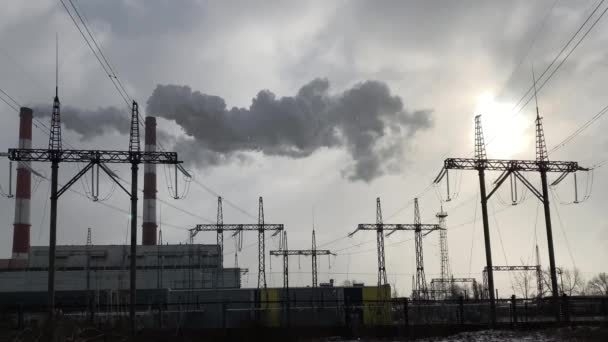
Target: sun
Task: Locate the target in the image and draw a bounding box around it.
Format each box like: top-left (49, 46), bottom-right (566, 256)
top-left (474, 92), bottom-right (530, 158)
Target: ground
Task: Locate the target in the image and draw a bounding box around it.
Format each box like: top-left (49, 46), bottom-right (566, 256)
top-left (410, 326), bottom-right (608, 342)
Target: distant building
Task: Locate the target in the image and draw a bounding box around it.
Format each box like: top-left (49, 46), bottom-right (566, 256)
top-left (0, 244), bottom-right (241, 292)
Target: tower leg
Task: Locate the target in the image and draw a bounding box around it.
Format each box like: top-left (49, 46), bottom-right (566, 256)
top-left (479, 169), bottom-right (496, 326)
top-left (540, 170), bottom-right (560, 321)
top-left (48, 160), bottom-right (59, 326)
top-left (130, 162), bottom-right (139, 336)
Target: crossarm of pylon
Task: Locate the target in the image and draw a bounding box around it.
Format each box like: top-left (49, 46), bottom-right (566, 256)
top-left (270, 249), bottom-right (333, 256)
top-left (8, 148), bottom-right (180, 164)
top-left (360, 223), bottom-right (439, 230)
top-left (192, 223), bottom-right (283, 231)
top-left (444, 158), bottom-right (583, 172)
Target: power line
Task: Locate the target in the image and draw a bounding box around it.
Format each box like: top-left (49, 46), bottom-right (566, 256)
top-left (494, 0), bottom-right (562, 100)
top-left (512, 0), bottom-right (606, 112)
top-left (516, 2), bottom-right (608, 113)
top-left (548, 103), bottom-right (608, 154)
top-left (0, 87), bottom-right (21, 109)
top-left (484, 0), bottom-right (607, 149)
top-left (58, 0), bottom-right (131, 107)
top-left (68, 0), bottom-right (132, 102)
top-left (189, 178), bottom-right (258, 220)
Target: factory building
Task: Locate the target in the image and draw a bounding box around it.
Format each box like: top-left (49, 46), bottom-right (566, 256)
top-left (0, 244), bottom-right (241, 292)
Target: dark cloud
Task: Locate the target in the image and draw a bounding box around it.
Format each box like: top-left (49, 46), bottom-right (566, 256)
top-left (147, 78), bottom-right (432, 182)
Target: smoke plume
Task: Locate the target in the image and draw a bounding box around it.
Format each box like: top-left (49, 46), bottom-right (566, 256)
top-left (33, 105), bottom-right (129, 139)
top-left (147, 79), bottom-right (432, 182)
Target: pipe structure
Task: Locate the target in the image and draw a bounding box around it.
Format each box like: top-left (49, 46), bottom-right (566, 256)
top-left (12, 107), bottom-right (32, 259)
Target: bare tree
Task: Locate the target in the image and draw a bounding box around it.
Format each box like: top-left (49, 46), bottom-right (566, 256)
top-left (586, 273), bottom-right (608, 296)
top-left (561, 268), bottom-right (585, 296)
top-left (513, 260), bottom-right (536, 299)
top-left (540, 267), bottom-right (584, 296)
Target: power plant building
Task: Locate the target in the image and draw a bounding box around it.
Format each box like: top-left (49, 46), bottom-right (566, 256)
top-left (0, 244), bottom-right (241, 292)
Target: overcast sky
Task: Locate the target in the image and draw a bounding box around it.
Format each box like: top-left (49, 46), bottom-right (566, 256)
top-left (0, 0), bottom-right (606, 295)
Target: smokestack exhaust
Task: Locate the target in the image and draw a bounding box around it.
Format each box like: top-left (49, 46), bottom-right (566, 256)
top-left (13, 107), bottom-right (32, 259)
top-left (142, 116), bottom-right (157, 245)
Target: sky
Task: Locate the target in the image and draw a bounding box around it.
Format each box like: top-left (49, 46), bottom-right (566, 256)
top-left (0, 0), bottom-right (606, 296)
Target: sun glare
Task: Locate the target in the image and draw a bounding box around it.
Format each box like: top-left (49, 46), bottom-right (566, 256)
top-left (474, 92), bottom-right (530, 158)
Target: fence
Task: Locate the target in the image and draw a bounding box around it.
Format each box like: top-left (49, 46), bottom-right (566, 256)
top-left (3, 295), bottom-right (608, 331)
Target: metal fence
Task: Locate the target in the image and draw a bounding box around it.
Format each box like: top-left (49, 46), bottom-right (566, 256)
top-left (3, 295), bottom-right (608, 331)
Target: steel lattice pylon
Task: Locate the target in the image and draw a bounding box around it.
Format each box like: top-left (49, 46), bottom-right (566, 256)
top-left (437, 208), bottom-right (450, 299)
top-left (270, 230), bottom-right (334, 288)
top-left (7, 98), bottom-right (183, 336)
top-left (128, 101), bottom-right (140, 154)
top-left (258, 197), bottom-right (266, 288)
top-left (433, 110), bottom-right (587, 325)
top-left (312, 228), bottom-right (318, 287)
top-left (350, 198), bottom-right (441, 290)
top-left (474, 115), bottom-right (486, 160)
top-left (414, 199), bottom-right (428, 300)
top-left (48, 90), bottom-right (62, 152)
top-left (376, 198), bottom-right (387, 287)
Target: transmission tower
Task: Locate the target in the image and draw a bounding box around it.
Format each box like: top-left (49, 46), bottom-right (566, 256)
top-left (376, 198), bottom-right (387, 286)
top-left (434, 109), bottom-right (587, 324)
top-left (8, 97), bottom-right (182, 335)
top-left (437, 207), bottom-right (450, 299)
top-left (350, 198), bottom-right (441, 289)
top-left (270, 230), bottom-right (334, 288)
top-left (413, 199), bottom-right (429, 300)
top-left (189, 197), bottom-right (283, 289)
top-left (257, 197), bottom-right (266, 288)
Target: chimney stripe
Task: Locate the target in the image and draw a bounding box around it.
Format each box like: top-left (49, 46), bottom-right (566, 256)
top-left (13, 108), bottom-right (32, 259)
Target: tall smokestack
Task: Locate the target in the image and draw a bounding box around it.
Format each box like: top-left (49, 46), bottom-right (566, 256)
top-left (13, 107), bottom-right (32, 259)
top-left (142, 116), bottom-right (157, 245)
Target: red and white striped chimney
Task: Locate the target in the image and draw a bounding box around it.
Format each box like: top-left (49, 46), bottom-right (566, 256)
top-left (12, 107), bottom-right (32, 259)
top-left (142, 116), bottom-right (157, 245)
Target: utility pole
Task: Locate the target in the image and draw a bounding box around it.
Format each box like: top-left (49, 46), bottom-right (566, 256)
top-left (350, 198), bottom-right (441, 294)
top-left (434, 112), bottom-right (586, 325)
top-left (189, 197), bottom-right (284, 289)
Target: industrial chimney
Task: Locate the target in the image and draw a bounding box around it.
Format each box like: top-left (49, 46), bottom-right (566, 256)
top-left (142, 116), bottom-right (157, 245)
top-left (12, 107), bottom-right (32, 259)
